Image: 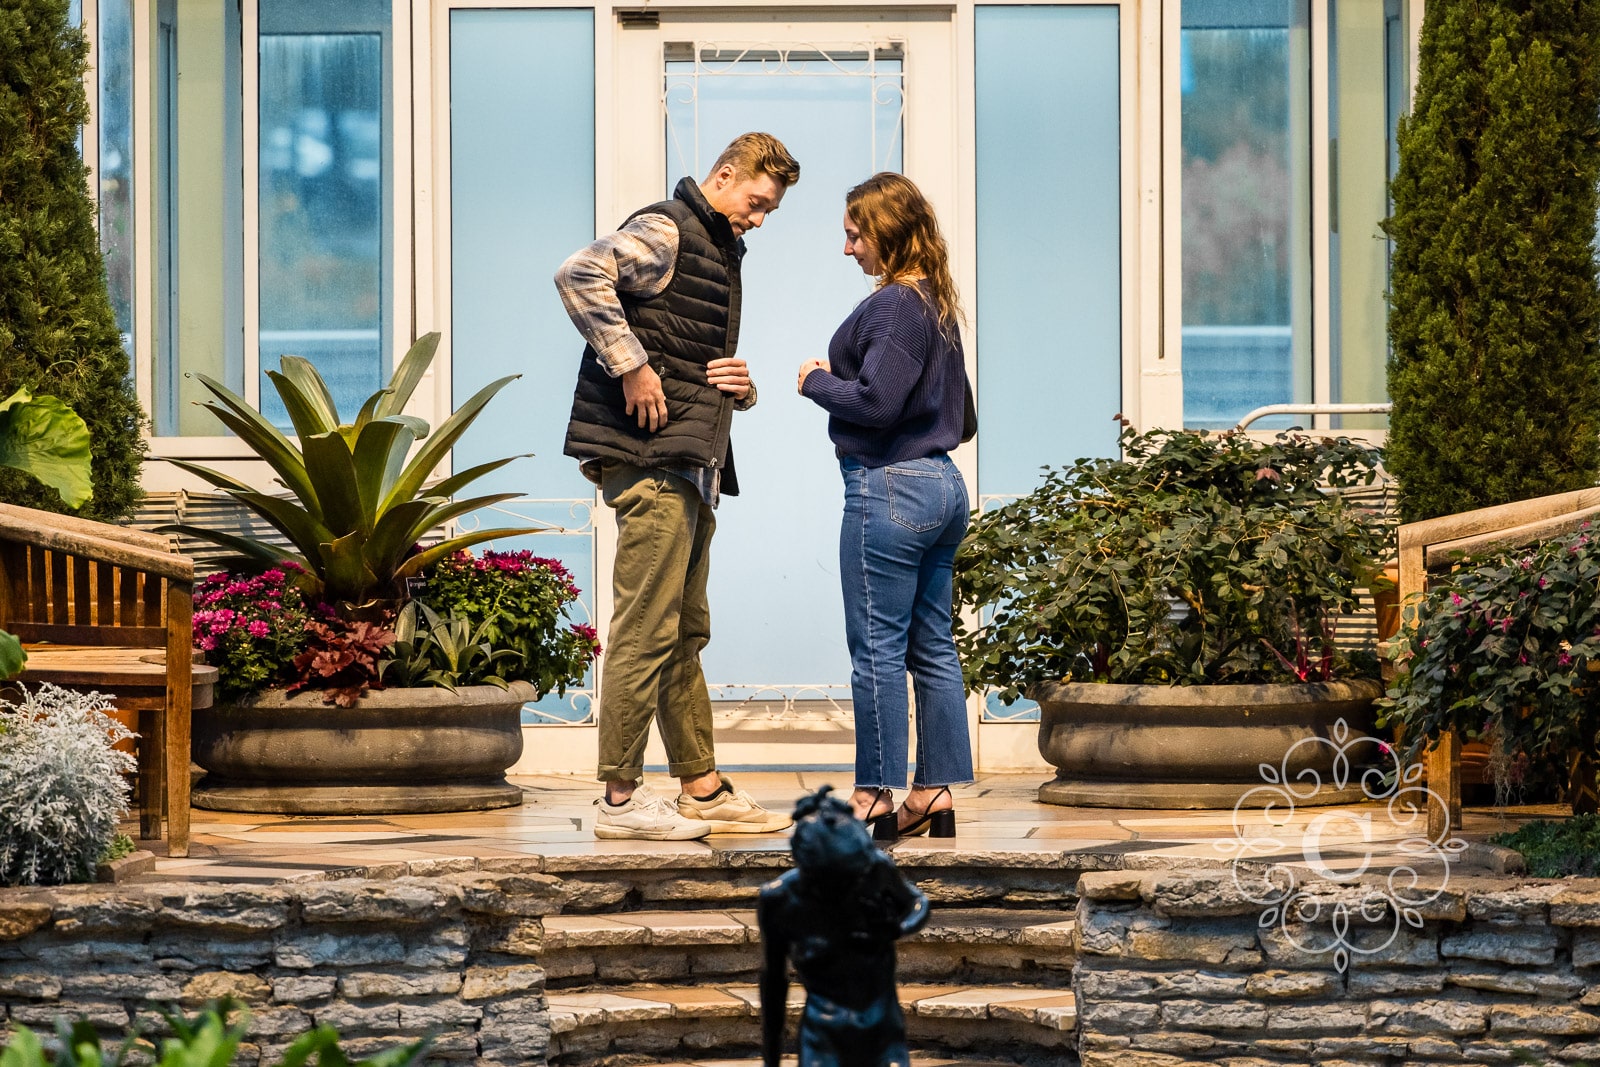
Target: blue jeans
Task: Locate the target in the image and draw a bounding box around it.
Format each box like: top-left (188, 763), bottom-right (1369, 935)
top-left (839, 454), bottom-right (974, 789)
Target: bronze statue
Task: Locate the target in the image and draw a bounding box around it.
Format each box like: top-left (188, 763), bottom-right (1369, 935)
top-left (758, 786), bottom-right (931, 1067)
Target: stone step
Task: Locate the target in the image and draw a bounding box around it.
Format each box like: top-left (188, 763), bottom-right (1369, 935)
top-left (547, 983), bottom-right (1078, 1065)
top-left (646, 1059), bottom-right (1023, 1067)
top-left (645, 1060), bottom-right (1029, 1067)
top-left (541, 908), bottom-right (1077, 989)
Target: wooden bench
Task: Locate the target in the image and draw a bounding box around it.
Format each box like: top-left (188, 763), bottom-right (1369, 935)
top-left (1398, 487), bottom-right (1600, 840)
top-left (0, 502), bottom-right (215, 857)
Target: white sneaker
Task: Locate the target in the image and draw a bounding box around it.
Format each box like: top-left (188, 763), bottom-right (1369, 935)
top-left (677, 777), bottom-right (793, 834)
top-left (595, 783), bottom-right (713, 841)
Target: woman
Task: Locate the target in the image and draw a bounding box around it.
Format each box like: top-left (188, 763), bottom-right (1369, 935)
top-left (797, 172), bottom-right (972, 840)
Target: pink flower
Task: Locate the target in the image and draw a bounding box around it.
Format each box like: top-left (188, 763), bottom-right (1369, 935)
top-left (1559, 652), bottom-right (1574, 667)
top-left (248, 620), bottom-right (270, 638)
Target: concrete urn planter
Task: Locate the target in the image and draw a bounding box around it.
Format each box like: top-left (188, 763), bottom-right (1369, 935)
top-left (1035, 678), bottom-right (1385, 809)
top-left (192, 681), bottom-right (534, 814)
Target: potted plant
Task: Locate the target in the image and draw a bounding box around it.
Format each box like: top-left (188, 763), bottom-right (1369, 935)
top-left (954, 426), bottom-right (1394, 808)
top-left (159, 334), bottom-right (600, 814)
top-left (1380, 524), bottom-right (1600, 814)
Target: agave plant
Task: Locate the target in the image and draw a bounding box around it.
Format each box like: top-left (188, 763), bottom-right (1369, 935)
top-left (159, 333), bottom-right (536, 611)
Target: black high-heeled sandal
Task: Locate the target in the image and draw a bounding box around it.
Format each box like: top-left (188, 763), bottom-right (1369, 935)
top-left (858, 788), bottom-right (898, 842)
top-left (897, 786), bottom-right (956, 838)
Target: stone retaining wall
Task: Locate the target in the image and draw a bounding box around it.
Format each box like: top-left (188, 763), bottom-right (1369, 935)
top-left (0, 866), bottom-right (562, 1065)
top-left (1075, 869), bottom-right (1600, 1066)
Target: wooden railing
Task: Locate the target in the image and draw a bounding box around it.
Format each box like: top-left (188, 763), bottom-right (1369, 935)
top-left (1398, 487), bottom-right (1600, 840)
top-left (0, 502), bottom-right (205, 856)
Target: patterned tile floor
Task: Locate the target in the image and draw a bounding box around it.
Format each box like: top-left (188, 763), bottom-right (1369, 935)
top-left (122, 772), bottom-right (1557, 884)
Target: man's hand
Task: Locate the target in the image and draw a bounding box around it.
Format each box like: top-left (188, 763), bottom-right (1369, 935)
top-left (796, 358), bottom-right (829, 394)
top-left (622, 364), bottom-right (668, 431)
top-left (707, 357), bottom-right (752, 401)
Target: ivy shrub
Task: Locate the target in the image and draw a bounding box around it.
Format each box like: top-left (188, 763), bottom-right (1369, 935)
top-left (0, 0), bottom-right (146, 519)
top-left (1379, 524), bottom-right (1600, 810)
top-left (1383, 0), bottom-right (1600, 523)
top-left (953, 427), bottom-right (1393, 704)
top-left (0, 683), bottom-right (134, 886)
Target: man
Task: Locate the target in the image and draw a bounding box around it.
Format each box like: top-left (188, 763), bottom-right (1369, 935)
top-left (557, 132), bottom-right (800, 840)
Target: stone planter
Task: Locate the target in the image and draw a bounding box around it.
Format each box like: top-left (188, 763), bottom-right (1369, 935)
top-left (192, 682), bottom-right (534, 814)
top-left (1035, 678), bottom-right (1384, 809)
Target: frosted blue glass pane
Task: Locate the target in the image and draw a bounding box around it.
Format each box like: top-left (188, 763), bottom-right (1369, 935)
top-left (1180, 0), bottom-right (1311, 429)
top-left (664, 53), bottom-right (902, 693)
top-left (97, 0), bottom-right (135, 353)
top-left (451, 10), bottom-right (596, 723)
top-left (257, 3), bottom-right (389, 428)
top-left (976, 7), bottom-right (1121, 499)
top-left (450, 9), bottom-right (594, 503)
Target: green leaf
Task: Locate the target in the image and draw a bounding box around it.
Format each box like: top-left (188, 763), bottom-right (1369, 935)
top-left (152, 458), bottom-right (259, 496)
top-left (229, 491), bottom-right (338, 561)
top-left (374, 332), bottom-right (441, 424)
top-left (0, 630), bottom-right (25, 680)
top-left (429, 455), bottom-right (528, 500)
top-left (364, 499), bottom-right (444, 577)
top-left (0, 389), bottom-right (93, 508)
top-left (318, 529), bottom-right (381, 606)
top-left (351, 417), bottom-right (417, 521)
top-left (154, 524), bottom-right (310, 572)
top-left (266, 368), bottom-right (341, 444)
top-left (392, 526), bottom-right (543, 580)
top-left (395, 492), bottom-right (527, 552)
top-left (382, 375), bottom-right (521, 514)
top-left (302, 432), bottom-right (366, 536)
top-left (274, 356), bottom-right (344, 435)
top-left (1, 1025), bottom-right (45, 1067)
top-left (191, 375), bottom-right (321, 509)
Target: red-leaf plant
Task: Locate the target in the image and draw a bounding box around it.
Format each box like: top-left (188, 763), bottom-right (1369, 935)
top-left (287, 617), bottom-right (397, 708)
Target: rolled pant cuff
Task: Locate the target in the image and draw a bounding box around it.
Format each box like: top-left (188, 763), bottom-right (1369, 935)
top-left (597, 766), bottom-right (646, 784)
top-left (667, 756), bottom-right (718, 779)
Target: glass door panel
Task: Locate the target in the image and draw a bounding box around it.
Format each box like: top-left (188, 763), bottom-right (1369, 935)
top-left (663, 44), bottom-right (906, 704)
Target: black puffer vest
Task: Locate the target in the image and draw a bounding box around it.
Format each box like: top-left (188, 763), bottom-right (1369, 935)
top-left (563, 178), bottom-right (745, 496)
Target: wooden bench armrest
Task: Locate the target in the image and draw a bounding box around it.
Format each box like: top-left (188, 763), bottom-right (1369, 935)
top-left (0, 514), bottom-right (192, 582)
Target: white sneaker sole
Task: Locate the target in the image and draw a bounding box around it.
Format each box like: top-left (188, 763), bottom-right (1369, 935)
top-left (684, 816), bottom-right (794, 835)
top-left (593, 822), bottom-right (712, 841)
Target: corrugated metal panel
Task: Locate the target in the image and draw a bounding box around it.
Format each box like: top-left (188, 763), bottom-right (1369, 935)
top-left (123, 491), bottom-right (444, 577)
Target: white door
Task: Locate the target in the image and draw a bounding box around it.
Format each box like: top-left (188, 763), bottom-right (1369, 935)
top-left (611, 9), bottom-right (964, 772)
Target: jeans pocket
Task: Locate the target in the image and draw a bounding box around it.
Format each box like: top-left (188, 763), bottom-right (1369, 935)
top-left (886, 466), bottom-right (945, 532)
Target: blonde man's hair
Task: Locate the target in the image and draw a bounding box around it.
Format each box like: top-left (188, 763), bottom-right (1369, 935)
top-left (709, 132), bottom-right (801, 188)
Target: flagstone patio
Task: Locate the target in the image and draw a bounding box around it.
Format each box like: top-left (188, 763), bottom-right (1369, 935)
top-left (122, 771), bottom-right (1553, 884)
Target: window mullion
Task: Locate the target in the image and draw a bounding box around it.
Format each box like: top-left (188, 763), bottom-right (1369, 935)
top-left (242, 0), bottom-right (261, 409)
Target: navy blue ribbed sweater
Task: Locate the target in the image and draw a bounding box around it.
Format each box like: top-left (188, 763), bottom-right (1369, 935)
top-left (801, 281), bottom-right (964, 467)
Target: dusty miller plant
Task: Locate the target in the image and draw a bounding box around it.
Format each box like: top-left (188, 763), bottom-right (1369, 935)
top-left (0, 683), bottom-right (135, 886)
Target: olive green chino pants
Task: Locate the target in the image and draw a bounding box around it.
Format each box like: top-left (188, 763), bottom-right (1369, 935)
top-left (596, 460), bottom-right (718, 783)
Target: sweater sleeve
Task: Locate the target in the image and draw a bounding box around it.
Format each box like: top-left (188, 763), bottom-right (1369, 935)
top-left (801, 287), bottom-right (931, 428)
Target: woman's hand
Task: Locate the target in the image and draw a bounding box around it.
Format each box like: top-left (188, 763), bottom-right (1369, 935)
top-left (797, 358), bottom-right (830, 394)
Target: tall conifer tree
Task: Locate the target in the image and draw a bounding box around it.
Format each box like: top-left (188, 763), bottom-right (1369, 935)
top-left (0, 0), bottom-right (145, 519)
top-left (1385, 0), bottom-right (1600, 523)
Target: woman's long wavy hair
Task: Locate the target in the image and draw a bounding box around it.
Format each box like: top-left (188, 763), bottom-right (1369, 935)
top-left (845, 172), bottom-right (964, 332)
